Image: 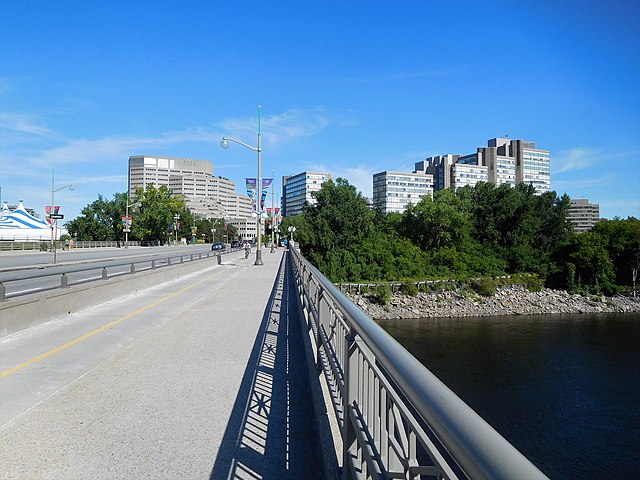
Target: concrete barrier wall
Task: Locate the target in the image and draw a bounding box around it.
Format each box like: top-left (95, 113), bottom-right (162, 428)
top-left (0, 257), bottom-right (220, 338)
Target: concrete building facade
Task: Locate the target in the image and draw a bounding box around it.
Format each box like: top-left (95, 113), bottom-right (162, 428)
top-left (568, 198), bottom-right (600, 232)
top-left (281, 172), bottom-right (332, 217)
top-left (128, 155), bottom-right (252, 220)
top-left (372, 171), bottom-right (434, 214)
top-left (415, 138), bottom-right (550, 194)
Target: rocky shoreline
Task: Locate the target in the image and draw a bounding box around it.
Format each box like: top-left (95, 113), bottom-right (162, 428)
top-left (345, 284), bottom-right (640, 320)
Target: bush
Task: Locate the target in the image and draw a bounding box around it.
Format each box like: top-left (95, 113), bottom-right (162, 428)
top-left (524, 275), bottom-right (544, 292)
top-left (374, 284), bottom-right (392, 305)
top-left (400, 281), bottom-right (418, 296)
top-left (444, 282), bottom-right (457, 291)
top-left (470, 278), bottom-right (497, 297)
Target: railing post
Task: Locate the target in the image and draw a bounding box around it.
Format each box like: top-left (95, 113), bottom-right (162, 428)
top-left (217, 254), bottom-right (222, 265)
top-left (314, 286), bottom-right (326, 372)
top-left (130, 263), bottom-right (135, 274)
top-left (101, 268), bottom-right (108, 280)
top-left (342, 327), bottom-right (358, 480)
top-left (151, 260), bottom-right (156, 269)
top-left (0, 282), bottom-right (5, 302)
top-left (167, 257), bottom-right (171, 266)
top-left (61, 273), bottom-right (68, 289)
top-left (180, 256), bottom-right (184, 264)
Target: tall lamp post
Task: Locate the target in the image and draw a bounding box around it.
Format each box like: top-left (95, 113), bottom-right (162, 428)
top-left (288, 225), bottom-right (296, 243)
top-left (221, 105), bottom-right (264, 266)
top-left (270, 173), bottom-right (276, 253)
top-left (50, 170), bottom-right (74, 264)
top-left (124, 199), bottom-right (140, 248)
top-left (173, 214), bottom-right (180, 244)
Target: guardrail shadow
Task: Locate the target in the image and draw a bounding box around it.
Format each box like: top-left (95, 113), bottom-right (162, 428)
top-left (209, 255), bottom-right (325, 480)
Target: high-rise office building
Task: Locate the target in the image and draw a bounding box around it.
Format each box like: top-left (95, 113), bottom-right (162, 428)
top-left (128, 155), bottom-right (252, 220)
top-left (415, 155), bottom-right (458, 190)
top-left (372, 171), bottom-right (434, 214)
top-left (415, 138), bottom-right (550, 194)
top-left (568, 198), bottom-right (600, 232)
top-left (281, 172), bottom-right (332, 217)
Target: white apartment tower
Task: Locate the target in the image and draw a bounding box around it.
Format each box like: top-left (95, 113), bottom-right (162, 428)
top-left (372, 171), bottom-right (434, 214)
top-left (281, 172), bottom-right (332, 217)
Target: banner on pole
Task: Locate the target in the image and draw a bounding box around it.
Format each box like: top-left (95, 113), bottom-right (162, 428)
top-left (245, 178), bottom-right (256, 198)
top-left (46, 205), bottom-right (61, 224)
top-left (121, 216), bottom-right (133, 232)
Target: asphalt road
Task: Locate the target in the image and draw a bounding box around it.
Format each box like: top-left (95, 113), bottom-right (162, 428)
top-left (0, 244), bottom-right (214, 270)
top-left (0, 245), bottom-right (225, 298)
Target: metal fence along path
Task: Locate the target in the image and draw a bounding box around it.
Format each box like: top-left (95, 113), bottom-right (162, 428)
top-left (289, 246), bottom-right (549, 480)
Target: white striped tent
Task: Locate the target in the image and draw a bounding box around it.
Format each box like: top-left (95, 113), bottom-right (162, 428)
top-left (0, 201), bottom-right (52, 241)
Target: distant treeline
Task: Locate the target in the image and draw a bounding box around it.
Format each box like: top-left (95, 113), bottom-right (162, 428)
top-left (282, 179), bottom-right (639, 296)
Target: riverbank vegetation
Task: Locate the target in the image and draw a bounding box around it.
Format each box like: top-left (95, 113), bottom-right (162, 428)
top-left (283, 179), bottom-right (640, 296)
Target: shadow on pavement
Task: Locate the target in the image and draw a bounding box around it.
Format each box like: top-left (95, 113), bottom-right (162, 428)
top-left (209, 254), bottom-right (325, 480)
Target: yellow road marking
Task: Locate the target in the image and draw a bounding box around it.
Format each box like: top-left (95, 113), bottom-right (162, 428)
top-left (0, 269), bottom-right (225, 379)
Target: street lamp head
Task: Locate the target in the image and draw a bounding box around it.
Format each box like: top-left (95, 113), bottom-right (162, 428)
top-left (220, 139), bottom-right (230, 150)
top-left (68, 185), bottom-right (75, 191)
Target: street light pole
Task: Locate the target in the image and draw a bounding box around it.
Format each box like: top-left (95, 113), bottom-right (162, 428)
top-left (174, 214), bottom-right (180, 244)
top-left (270, 172), bottom-right (276, 253)
top-left (220, 105), bottom-right (264, 266)
top-left (124, 198), bottom-right (140, 248)
top-left (50, 169), bottom-right (74, 264)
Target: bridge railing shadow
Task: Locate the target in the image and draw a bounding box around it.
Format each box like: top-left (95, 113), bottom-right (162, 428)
top-left (209, 254), bottom-right (326, 480)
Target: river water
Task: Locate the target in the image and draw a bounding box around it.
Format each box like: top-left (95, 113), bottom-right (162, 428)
top-left (377, 313), bottom-right (640, 479)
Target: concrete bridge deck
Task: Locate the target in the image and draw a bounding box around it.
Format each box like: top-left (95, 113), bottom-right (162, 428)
top-left (0, 248), bottom-right (327, 479)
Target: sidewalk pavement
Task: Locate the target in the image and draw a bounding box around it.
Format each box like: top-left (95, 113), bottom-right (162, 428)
top-left (0, 248), bottom-right (326, 479)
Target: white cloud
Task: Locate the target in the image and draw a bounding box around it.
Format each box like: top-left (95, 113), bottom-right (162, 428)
top-left (0, 113), bottom-right (57, 139)
top-left (307, 162), bottom-right (376, 198)
top-left (15, 128), bottom-right (221, 169)
top-left (2, 107), bottom-right (343, 171)
top-left (70, 175), bottom-right (128, 185)
top-left (598, 199), bottom-right (640, 218)
top-left (552, 173), bottom-right (617, 189)
top-left (553, 147), bottom-right (638, 174)
top-left (553, 147), bottom-right (602, 174)
top-left (217, 108), bottom-right (334, 147)
top-left (336, 165), bottom-right (376, 198)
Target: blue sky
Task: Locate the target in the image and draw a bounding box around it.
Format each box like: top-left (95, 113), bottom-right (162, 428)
top-left (1, 0), bottom-right (639, 221)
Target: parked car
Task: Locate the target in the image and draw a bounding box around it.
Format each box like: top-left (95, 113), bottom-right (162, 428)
top-left (211, 242), bottom-right (225, 251)
top-left (230, 240), bottom-right (241, 248)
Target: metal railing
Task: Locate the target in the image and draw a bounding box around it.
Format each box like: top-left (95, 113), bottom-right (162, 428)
top-left (0, 249), bottom-right (229, 302)
top-left (289, 247), bottom-right (549, 480)
top-left (0, 240), bottom-right (147, 251)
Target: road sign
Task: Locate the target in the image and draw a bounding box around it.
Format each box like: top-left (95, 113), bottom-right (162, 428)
top-left (50, 214), bottom-right (64, 219)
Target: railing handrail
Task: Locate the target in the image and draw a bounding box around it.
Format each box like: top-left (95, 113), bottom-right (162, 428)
top-left (0, 248), bottom-right (239, 301)
top-left (290, 247), bottom-right (548, 480)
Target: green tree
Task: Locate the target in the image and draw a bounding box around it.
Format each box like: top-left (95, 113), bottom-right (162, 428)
top-left (65, 192), bottom-right (128, 241)
top-left (131, 185), bottom-right (194, 243)
top-left (400, 189), bottom-right (475, 251)
top-left (457, 183), bottom-right (573, 277)
top-left (590, 217), bottom-right (640, 291)
top-left (300, 178), bottom-right (375, 280)
top-left (569, 232), bottom-right (617, 295)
